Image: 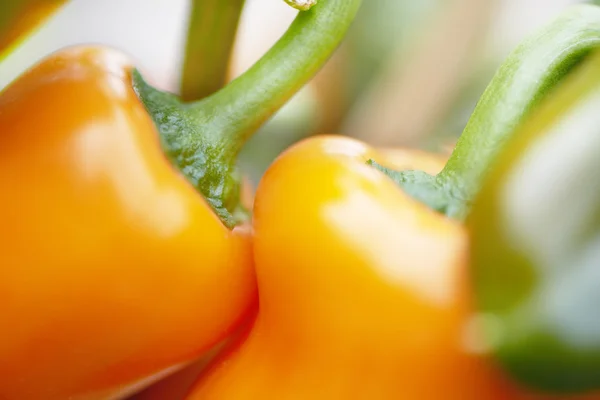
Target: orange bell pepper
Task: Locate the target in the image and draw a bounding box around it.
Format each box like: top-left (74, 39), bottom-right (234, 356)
top-left (161, 4), bottom-right (600, 398)
top-left (184, 136), bottom-right (600, 400)
top-left (0, 0), bottom-right (365, 396)
top-left (183, 135), bottom-right (524, 399)
top-left (0, 46), bottom-right (256, 400)
top-left (129, 308), bottom-right (256, 400)
top-left (126, 144), bottom-right (448, 400)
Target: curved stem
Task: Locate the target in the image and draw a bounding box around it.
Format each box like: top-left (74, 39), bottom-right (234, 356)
top-left (196, 0), bottom-right (362, 156)
top-left (180, 0), bottom-right (245, 102)
top-left (134, 0), bottom-right (362, 227)
top-left (439, 5), bottom-right (600, 201)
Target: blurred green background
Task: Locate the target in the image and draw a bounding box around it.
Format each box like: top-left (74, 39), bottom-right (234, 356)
top-left (0, 0), bottom-right (593, 187)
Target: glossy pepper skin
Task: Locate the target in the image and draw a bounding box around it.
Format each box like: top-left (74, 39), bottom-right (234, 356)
top-left (184, 135), bottom-right (524, 400)
top-left (0, 47), bottom-right (256, 400)
top-left (128, 308), bottom-right (257, 400)
top-left (128, 146), bottom-right (447, 400)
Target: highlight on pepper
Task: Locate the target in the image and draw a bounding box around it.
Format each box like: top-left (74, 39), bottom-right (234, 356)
top-left (2, 1), bottom-right (600, 399)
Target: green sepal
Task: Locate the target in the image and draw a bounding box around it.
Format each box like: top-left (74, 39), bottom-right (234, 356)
top-left (370, 4), bottom-right (600, 221)
top-left (131, 0), bottom-right (362, 229)
top-left (132, 69), bottom-right (244, 228)
top-left (367, 160), bottom-right (469, 219)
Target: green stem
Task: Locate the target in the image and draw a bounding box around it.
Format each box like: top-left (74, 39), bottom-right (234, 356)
top-left (440, 5), bottom-right (600, 202)
top-left (134, 0), bottom-right (362, 227)
top-left (197, 0), bottom-right (362, 156)
top-left (378, 5), bottom-right (600, 220)
top-left (180, 0), bottom-right (245, 102)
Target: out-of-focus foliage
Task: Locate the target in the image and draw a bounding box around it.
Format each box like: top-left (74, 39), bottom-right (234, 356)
top-left (0, 0), bottom-right (585, 187)
top-left (239, 0), bottom-right (584, 185)
top-left (239, 0), bottom-right (443, 186)
top-left (238, 87), bottom-right (319, 187)
top-left (0, 0), bottom-right (66, 60)
top-left (330, 0), bottom-right (442, 129)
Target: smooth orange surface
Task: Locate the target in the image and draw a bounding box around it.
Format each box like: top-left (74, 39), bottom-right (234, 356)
top-left (185, 136), bottom-right (522, 399)
top-left (0, 47), bottom-right (256, 400)
top-left (128, 308), bottom-right (257, 400)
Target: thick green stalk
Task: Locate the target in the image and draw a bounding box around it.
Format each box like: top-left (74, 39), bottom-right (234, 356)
top-left (134, 0), bottom-right (362, 226)
top-left (440, 5), bottom-right (600, 202)
top-left (197, 0), bottom-right (362, 155)
top-left (377, 5), bottom-right (600, 219)
top-left (180, 0), bottom-right (245, 101)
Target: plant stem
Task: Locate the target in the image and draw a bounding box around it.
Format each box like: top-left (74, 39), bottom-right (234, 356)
top-left (134, 0), bottom-right (362, 226)
top-left (439, 5), bottom-right (600, 201)
top-left (180, 0), bottom-right (245, 102)
top-left (196, 0), bottom-right (362, 156)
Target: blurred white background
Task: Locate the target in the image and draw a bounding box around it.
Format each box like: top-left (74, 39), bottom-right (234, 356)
top-left (0, 0), bottom-right (298, 90)
top-left (0, 0), bottom-right (581, 91)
